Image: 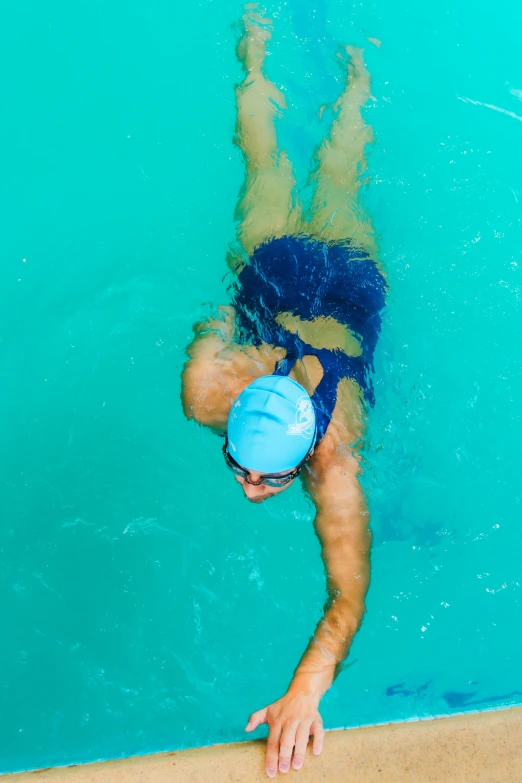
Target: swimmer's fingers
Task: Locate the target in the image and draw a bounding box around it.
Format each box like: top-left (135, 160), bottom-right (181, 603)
top-left (291, 720), bottom-right (313, 770)
top-left (246, 696), bottom-right (322, 775)
top-left (277, 720), bottom-right (299, 774)
top-left (245, 706), bottom-right (268, 732)
top-left (311, 719), bottom-right (325, 756)
top-left (265, 721), bottom-right (283, 778)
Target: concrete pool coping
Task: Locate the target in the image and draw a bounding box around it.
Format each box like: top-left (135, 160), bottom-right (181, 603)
top-left (3, 707), bottom-right (521, 782)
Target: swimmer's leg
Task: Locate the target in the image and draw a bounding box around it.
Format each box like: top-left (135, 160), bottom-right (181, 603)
top-left (306, 47), bottom-right (378, 259)
top-left (229, 5), bottom-right (301, 266)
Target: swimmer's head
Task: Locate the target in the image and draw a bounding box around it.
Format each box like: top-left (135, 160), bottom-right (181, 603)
top-left (226, 375), bottom-right (316, 501)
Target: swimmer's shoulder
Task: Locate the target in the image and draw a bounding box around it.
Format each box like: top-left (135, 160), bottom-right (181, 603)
top-left (307, 377), bottom-right (365, 482)
top-left (182, 308), bottom-right (284, 429)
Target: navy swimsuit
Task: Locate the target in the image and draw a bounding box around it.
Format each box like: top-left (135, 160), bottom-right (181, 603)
top-left (231, 236), bottom-right (387, 443)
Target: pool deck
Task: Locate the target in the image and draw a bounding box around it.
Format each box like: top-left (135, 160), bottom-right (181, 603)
top-left (4, 707), bottom-right (522, 782)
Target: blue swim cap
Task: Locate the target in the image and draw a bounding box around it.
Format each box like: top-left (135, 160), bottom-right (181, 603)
top-left (227, 375), bottom-right (316, 473)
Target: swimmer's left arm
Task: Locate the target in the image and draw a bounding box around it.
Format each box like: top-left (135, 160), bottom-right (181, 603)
top-left (294, 443), bottom-right (371, 694)
top-left (245, 428), bottom-right (370, 776)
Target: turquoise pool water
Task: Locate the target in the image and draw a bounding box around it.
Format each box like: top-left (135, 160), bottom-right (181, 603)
top-left (1, 0), bottom-right (521, 773)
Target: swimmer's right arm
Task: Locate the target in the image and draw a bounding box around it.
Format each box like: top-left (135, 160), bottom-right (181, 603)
top-left (182, 306), bottom-right (275, 429)
top-left (181, 307), bottom-right (237, 429)
top-left (182, 306), bottom-right (284, 429)
top-left (191, 305), bottom-right (237, 341)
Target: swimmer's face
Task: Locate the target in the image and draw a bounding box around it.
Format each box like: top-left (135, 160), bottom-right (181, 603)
top-left (234, 472), bottom-right (296, 503)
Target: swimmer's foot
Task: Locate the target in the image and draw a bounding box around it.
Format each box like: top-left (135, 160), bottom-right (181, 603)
top-left (335, 45), bottom-right (371, 103)
top-left (235, 4), bottom-right (286, 113)
top-left (236, 3), bottom-right (273, 73)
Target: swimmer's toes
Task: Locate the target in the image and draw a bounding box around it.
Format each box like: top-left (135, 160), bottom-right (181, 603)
top-left (337, 45), bottom-right (368, 83)
top-left (244, 3), bottom-right (273, 29)
top-left (235, 5), bottom-right (273, 68)
top-left (240, 5), bottom-right (272, 39)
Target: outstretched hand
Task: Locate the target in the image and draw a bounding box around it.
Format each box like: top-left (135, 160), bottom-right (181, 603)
top-left (245, 692), bottom-right (325, 777)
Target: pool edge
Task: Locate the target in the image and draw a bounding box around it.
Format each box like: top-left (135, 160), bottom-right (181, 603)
top-left (3, 706), bottom-right (521, 782)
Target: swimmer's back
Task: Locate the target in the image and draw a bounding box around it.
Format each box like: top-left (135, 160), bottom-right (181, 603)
top-left (231, 235), bottom-right (387, 438)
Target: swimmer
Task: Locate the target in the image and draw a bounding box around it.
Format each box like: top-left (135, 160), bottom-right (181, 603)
top-left (181, 5), bottom-right (386, 777)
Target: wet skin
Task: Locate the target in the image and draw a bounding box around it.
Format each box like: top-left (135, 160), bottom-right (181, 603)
top-left (181, 5), bottom-right (381, 777)
top-left (235, 473), bottom-right (295, 503)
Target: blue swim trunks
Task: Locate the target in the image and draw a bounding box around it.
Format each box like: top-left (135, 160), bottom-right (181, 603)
top-left (231, 236), bottom-right (387, 442)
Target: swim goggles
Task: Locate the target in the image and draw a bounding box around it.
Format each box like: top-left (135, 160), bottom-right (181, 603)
top-left (222, 436), bottom-right (305, 487)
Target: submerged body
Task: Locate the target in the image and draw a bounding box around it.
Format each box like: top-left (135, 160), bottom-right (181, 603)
top-left (233, 235), bottom-right (386, 438)
top-left (182, 6), bottom-right (386, 777)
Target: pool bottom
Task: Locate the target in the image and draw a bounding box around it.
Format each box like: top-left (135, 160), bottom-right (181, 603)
top-left (2, 707), bottom-right (521, 782)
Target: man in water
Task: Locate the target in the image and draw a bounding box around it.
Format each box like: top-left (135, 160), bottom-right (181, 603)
top-left (181, 6), bottom-right (386, 778)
